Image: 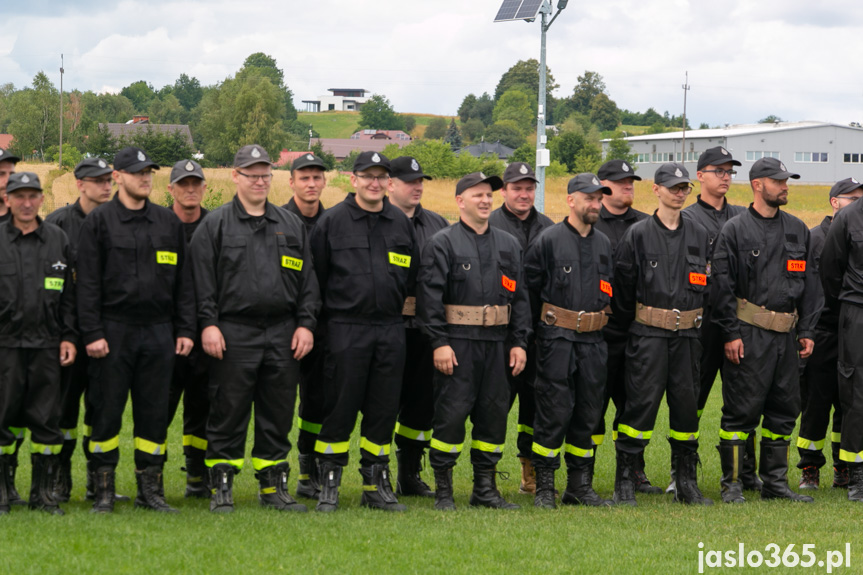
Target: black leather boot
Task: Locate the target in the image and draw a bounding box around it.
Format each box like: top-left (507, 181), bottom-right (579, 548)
top-left (134, 466), bottom-right (179, 513)
top-left (53, 440), bottom-right (75, 503)
top-left (91, 466), bottom-right (116, 513)
top-left (717, 440), bottom-right (745, 503)
top-left (315, 461), bottom-right (342, 513)
top-left (741, 434), bottom-right (763, 491)
top-left (257, 462), bottom-right (307, 512)
top-left (396, 446), bottom-right (434, 497)
top-left (561, 458), bottom-right (612, 506)
top-left (534, 466), bottom-right (557, 509)
top-left (469, 467), bottom-right (519, 509)
top-left (433, 467), bottom-right (456, 511)
top-left (86, 460), bottom-right (131, 502)
top-left (613, 450), bottom-right (637, 507)
top-left (183, 450), bottom-right (209, 499)
top-left (671, 446), bottom-right (712, 505)
top-left (29, 454), bottom-right (64, 515)
top-left (760, 439), bottom-right (813, 502)
top-left (633, 450), bottom-right (662, 494)
top-left (833, 443), bottom-right (849, 488)
top-left (848, 464), bottom-right (863, 501)
top-left (360, 464), bottom-right (406, 511)
top-left (296, 453), bottom-right (321, 500)
top-left (209, 463), bottom-right (235, 513)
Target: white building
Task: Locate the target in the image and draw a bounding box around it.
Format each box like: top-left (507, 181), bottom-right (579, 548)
top-left (302, 88), bottom-right (370, 112)
top-left (603, 121), bottom-right (863, 183)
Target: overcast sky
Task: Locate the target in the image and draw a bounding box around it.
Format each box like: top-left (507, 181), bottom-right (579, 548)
top-left (3, 0), bottom-right (862, 127)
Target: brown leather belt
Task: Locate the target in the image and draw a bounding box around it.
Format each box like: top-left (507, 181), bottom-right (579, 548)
top-left (736, 298), bottom-right (798, 333)
top-left (635, 302), bottom-right (703, 331)
top-left (402, 296), bottom-right (416, 317)
top-left (541, 303), bottom-right (608, 333)
top-left (445, 304), bottom-right (511, 326)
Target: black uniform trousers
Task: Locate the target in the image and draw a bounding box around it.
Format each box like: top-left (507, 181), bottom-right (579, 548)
top-left (58, 349), bottom-right (93, 456)
top-left (87, 320), bottom-right (175, 469)
top-left (720, 325), bottom-right (801, 442)
top-left (616, 335), bottom-right (701, 455)
top-left (507, 343), bottom-right (537, 458)
top-left (0, 348), bottom-right (63, 453)
top-left (596, 332), bottom-right (626, 445)
top-left (531, 339), bottom-right (607, 470)
top-left (838, 303), bottom-right (863, 464)
top-left (429, 339), bottom-right (509, 470)
top-left (797, 328), bottom-right (841, 468)
top-left (314, 322), bottom-right (405, 467)
top-left (695, 311), bottom-right (726, 417)
top-left (205, 320), bottom-right (299, 471)
top-left (167, 346), bottom-right (210, 459)
top-left (296, 343), bottom-right (326, 455)
top-left (395, 328), bottom-right (434, 449)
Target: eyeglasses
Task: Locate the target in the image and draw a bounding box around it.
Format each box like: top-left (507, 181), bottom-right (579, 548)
top-left (82, 177), bottom-right (113, 185)
top-left (237, 171), bottom-right (273, 183)
top-left (835, 195), bottom-right (861, 202)
top-left (122, 169), bottom-right (154, 177)
top-left (667, 184), bottom-right (693, 195)
top-left (702, 169), bottom-right (737, 179)
top-left (356, 173), bottom-right (390, 183)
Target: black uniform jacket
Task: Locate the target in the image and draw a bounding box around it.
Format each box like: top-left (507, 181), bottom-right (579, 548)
top-left (524, 220), bottom-right (613, 343)
top-left (712, 206), bottom-right (822, 342)
top-left (282, 197), bottom-right (325, 236)
top-left (682, 195), bottom-right (745, 259)
top-left (404, 203), bottom-right (450, 329)
top-left (488, 204), bottom-right (553, 250)
top-left (0, 218), bottom-right (77, 347)
top-left (822, 199), bottom-right (863, 310)
top-left (614, 213), bottom-right (710, 339)
top-left (190, 195), bottom-right (320, 332)
top-left (417, 221), bottom-right (531, 350)
top-left (77, 195), bottom-right (196, 344)
top-left (310, 194), bottom-right (417, 324)
top-left (809, 216), bottom-right (837, 332)
top-left (45, 199), bottom-right (87, 254)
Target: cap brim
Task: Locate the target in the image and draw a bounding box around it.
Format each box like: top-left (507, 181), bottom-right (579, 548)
top-left (604, 173), bottom-right (642, 182)
top-left (236, 159), bottom-right (273, 169)
top-left (396, 172), bottom-right (432, 182)
top-left (170, 174), bottom-right (204, 184)
top-left (484, 175), bottom-right (504, 191)
top-left (123, 161), bottom-right (160, 173)
top-left (354, 162), bottom-right (391, 174)
top-left (77, 167), bottom-right (114, 179)
top-left (572, 184), bottom-right (612, 195)
top-left (0, 154), bottom-right (21, 164)
top-left (658, 177), bottom-right (691, 188)
top-left (504, 175), bottom-right (539, 184)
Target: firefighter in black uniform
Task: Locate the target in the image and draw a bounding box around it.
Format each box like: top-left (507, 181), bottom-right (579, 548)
top-left (46, 157), bottom-right (122, 503)
top-left (798, 179), bottom-right (861, 490)
top-left (594, 159), bottom-right (658, 494)
top-left (820, 178), bottom-right (863, 501)
top-left (0, 147), bottom-right (18, 225)
top-left (419, 172), bottom-right (530, 511)
top-left (388, 156), bottom-right (449, 498)
top-left (613, 163), bottom-right (712, 506)
top-left (281, 152), bottom-right (327, 500)
top-left (191, 145), bottom-right (319, 513)
top-left (678, 147), bottom-right (757, 493)
top-left (525, 173), bottom-right (614, 509)
top-left (488, 162), bottom-right (552, 494)
top-left (164, 159), bottom-right (210, 498)
top-left (77, 146), bottom-right (196, 513)
top-left (310, 151), bottom-right (417, 512)
top-left (0, 173), bottom-right (76, 515)
top-left (712, 157), bottom-right (820, 503)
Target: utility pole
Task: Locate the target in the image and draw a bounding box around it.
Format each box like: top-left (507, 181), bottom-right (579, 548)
top-left (681, 71), bottom-right (690, 168)
top-left (59, 54), bottom-right (64, 168)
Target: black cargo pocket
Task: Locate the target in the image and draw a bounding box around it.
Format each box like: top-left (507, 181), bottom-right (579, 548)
top-left (106, 235), bottom-right (137, 279)
top-left (685, 255), bottom-right (707, 293)
top-left (330, 234), bottom-right (371, 274)
top-left (220, 235), bottom-right (247, 272)
top-left (783, 242), bottom-right (807, 279)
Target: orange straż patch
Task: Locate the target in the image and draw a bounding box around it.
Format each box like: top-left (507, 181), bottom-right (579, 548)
top-left (689, 272), bottom-right (707, 286)
top-left (787, 260), bottom-right (806, 272)
top-left (600, 280), bottom-right (613, 297)
top-left (502, 275), bottom-right (516, 292)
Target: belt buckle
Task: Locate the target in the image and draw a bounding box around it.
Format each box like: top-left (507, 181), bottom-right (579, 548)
top-left (694, 314), bottom-right (703, 329)
top-left (544, 308), bottom-right (557, 326)
top-left (576, 310), bottom-right (585, 333)
top-left (671, 308), bottom-right (681, 332)
top-left (482, 305), bottom-right (496, 327)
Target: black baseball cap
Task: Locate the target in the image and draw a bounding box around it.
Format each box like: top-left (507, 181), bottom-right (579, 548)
top-left (5, 172), bottom-right (42, 194)
top-left (291, 153), bottom-right (326, 171)
top-left (567, 173), bottom-right (611, 195)
top-left (170, 159), bottom-right (205, 184)
top-left (749, 157), bottom-right (800, 181)
top-left (74, 158), bottom-right (113, 180)
top-left (234, 145), bottom-right (272, 168)
top-left (830, 177), bottom-right (863, 199)
top-left (597, 159), bottom-right (641, 182)
top-left (455, 172), bottom-right (503, 196)
top-left (655, 163), bottom-right (691, 188)
top-left (353, 151), bottom-right (391, 173)
top-left (697, 146), bottom-right (741, 170)
top-left (0, 148), bottom-right (21, 164)
top-left (503, 162), bottom-right (538, 184)
top-left (114, 146), bottom-right (159, 173)
top-left (390, 156), bottom-right (431, 182)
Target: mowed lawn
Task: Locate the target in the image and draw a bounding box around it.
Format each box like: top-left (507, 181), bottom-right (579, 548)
top-left (9, 165), bottom-right (857, 574)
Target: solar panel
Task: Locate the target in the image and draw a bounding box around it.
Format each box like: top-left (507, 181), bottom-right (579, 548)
top-left (515, 0), bottom-right (544, 20)
top-left (494, 0), bottom-right (524, 22)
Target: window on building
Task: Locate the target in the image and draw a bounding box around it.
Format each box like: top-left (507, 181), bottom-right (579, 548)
top-left (328, 104), bottom-right (335, 111)
top-left (636, 153), bottom-right (651, 163)
top-left (652, 152), bottom-right (671, 162)
top-left (795, 152), bottom-right (828, 163)
top-left (844, 153), bottom-right (862, 163)
top-left (745, 151), bottom-right (781, 161)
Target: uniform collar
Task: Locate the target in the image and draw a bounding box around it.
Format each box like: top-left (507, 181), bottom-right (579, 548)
top-left (820, 215), bottom-right (833, 233)
top-left (72, 199), bottom-right (88, 219)
top-left (113, 194), bottom-right (154, 222)
top-left (695, 194), bottom-right (729, 212)
top-left (232, 194), bottom-right (279, 222)
top-left (3, 216), bottom-right (45, 241)
top-left (600, 204), bottom-right (638, 221)
top-left (344, 193), bottom-right (393, 221)
top-left (286, 196), bottom-right (325, 218)
top-left (748, 204), bottom-right (781, 220)
top-left (500, 203), bottom-right (536, 224)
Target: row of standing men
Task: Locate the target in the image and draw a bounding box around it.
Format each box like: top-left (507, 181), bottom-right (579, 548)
top-left (0, 142), bottom-right (855, 514)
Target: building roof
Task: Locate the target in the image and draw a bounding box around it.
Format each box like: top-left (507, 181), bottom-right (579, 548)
top-left (607, 121), bottom-right (860, 142)
top-left (0, 134), bottom-right (13, 150)
top-left (313, 138), bottom-right (409, 159)
top-left (275, 150), bottom-right (313, 168)
top-left (328, 88), bottom-right (368, 93)
top-left (99, 123), bottom-right (194, 148)
top-left (456, 140), bottom-right (515, 159)
top-left (351, 129), bottom-right (411, 141)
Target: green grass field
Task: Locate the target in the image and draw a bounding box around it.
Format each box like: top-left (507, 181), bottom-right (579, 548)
top-left (4, 383), bottom-right (859, 575)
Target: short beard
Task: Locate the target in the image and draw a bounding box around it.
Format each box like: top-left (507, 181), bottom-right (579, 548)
top-left (764, 196), bottom-right (787, 208)
top-left (580, 211), bottom-right (599, 225)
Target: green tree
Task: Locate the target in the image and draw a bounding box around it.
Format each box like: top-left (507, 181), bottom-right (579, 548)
top-left (240, 52), bottom-right (297, 123)
top-left (444, 119), bottom-right (463, 150)
top-left (484, 121), bottom-right (526, 149)
top-left (508, 142), bottom-right (535, 166)
top-left (402, 115), bottom-right (416, 133)
top-left (85, 124), bottom-right (118, 160)
top-left (573, 144), bottom-right (603, 173)
top-left (494, 59), bottom-right (558, 102)
top-left (172, 73), bottom-right (203, 111)
top-left (492, 90), bottom-right (533, 135)
top-left (147, 93), bottom-right (184, 124)
top-left (571, 71), bottom-right (607, 115)
top-left (46, 144), bottom-right (83, 170)
top-left (358, 94), bottom-right (404, 131)
top-left (458, 94), bottom-right (477, 123)
top-left (462, 118), bottom-right (485, 143)
top-left (589, 93), bottom-right (620, 131)
top-left (119, 126), bottom-right (195, 166)
top-left (309, 141), bottom-right (336, 170)
top-left (424, 117), bottom-right (447, 140)
top-left (698, 122), bottom-right (710, 129)
top-left (605, 132), bottom-right (638, 165)
top-left (9, 71), bottom-right (59, 160)
top-left (120, 80), bottom-right (156, 113)
top-left (0, 82), bottom-right (15, 133)
top-left (759, 115), bottom-right (783, 123)
top-left (548, 129), bottom-right (590, 173)
top-left (646, 121), bottom-right (668, 135)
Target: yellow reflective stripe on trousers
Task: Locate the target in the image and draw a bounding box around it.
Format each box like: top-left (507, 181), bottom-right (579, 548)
top-left (253, 458), bottom-right (285, 471)
top-left (83, 425), bottom-right (93, 437)
top-left (394, 423), bottom-right (432, 442)
top-left (618, 424), bottom-right (652, 441)
top-left (89, 435), bottom-right (120, 453)
top-left (471, 439), bottom-right (503, 453)
top-left (205, 458), bottom-right (245, 469)
top-left (611, 430), bottom-right (618, 441)
top-left (669, 429), bottom-right (699, 442)
top-left (517, 424), bottom-right (534, 435)
top-left (796, 436), bottom-right (825, 451)
top-left (360, 437), bottom-right (391, 457)
top-left (31, 443), bottom-right (62, 455)
top-left (832, 432), bottom-right (842, 443)
top-left (430, 438), bottom-right (463, 454)
top-left (564, 444), bottom-right (594, 458)
top-left (61, 427), bottom-right (78, 441)
top-left (134, 437), bottom-right (167, 455)
top-left (719, 429), bottom-right (749, 441)
top-left (697, 409), bottom-right (704, 419)
top-left (591, 434), bottom-right (604, 446)
top-left (298, 418), bottom-right (322, 434)
top-left (761, 428), bottom-right (791, 441)
top-left (183, 434), bottom-right (208, 450)
top-left (840, 449), bottom-right (863, 463)
top-left (531, 442), bottom-right (560, 458)
top-left (9, 427), bottom-right (25, 439)
top-left (315, 439), bottom-right (350, 455)
top-left (0, 444), bottom-right (16, 455)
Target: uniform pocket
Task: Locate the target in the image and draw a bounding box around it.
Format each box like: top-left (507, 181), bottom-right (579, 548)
top-left (106, 235), bottom-right (137, 279)
top-left (330, 234), bottom-right (371, 274)
top-left (685, 255), bottom-right (708, 293)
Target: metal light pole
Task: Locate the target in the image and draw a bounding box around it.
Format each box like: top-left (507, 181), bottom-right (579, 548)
top-left (59, 54), bottom-right (64, 168)
top-left (681, 71), bottom-right (690, 169)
